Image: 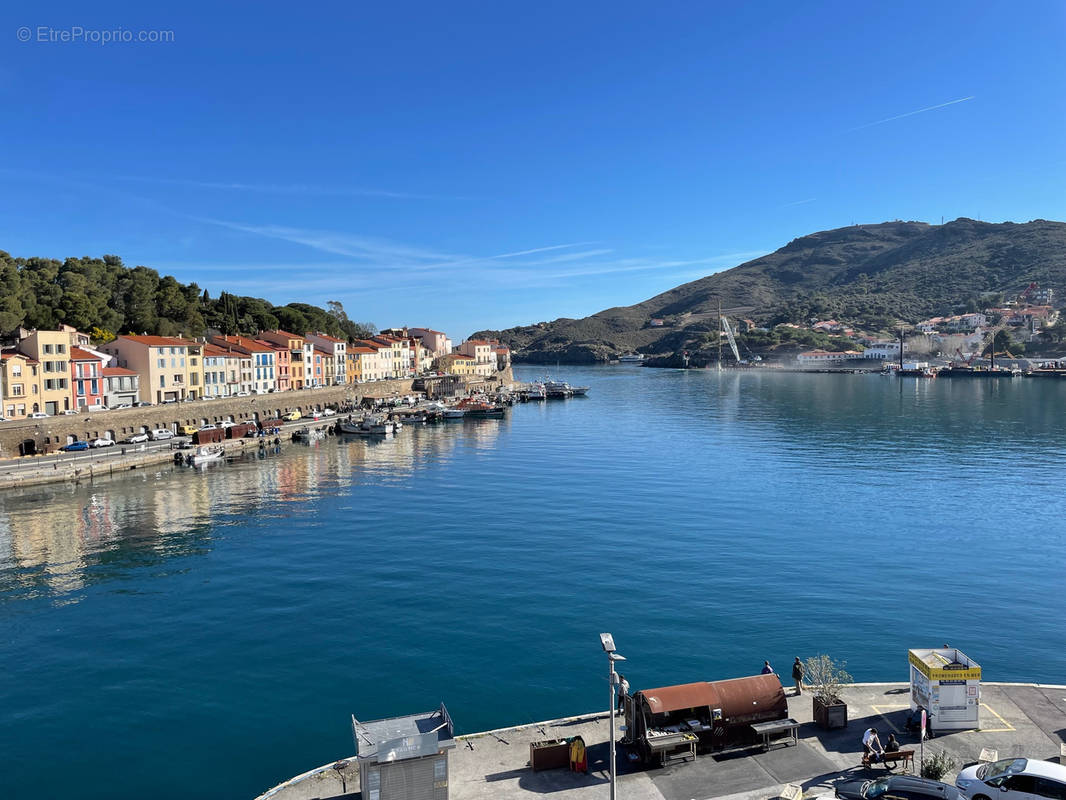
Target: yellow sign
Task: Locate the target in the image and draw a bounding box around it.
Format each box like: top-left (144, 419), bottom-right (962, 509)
top-left (909, 651), bottom-right (981, 681)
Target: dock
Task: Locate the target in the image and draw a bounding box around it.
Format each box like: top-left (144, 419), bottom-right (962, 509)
top-left (254, 681), bottom-right (1066, 800)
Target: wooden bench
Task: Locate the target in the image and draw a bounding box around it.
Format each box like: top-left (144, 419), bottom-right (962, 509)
top-left (863, 749), bottom-right (915, 771)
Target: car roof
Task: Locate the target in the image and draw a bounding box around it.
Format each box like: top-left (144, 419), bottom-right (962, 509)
top-left (1015, 760), bottom-right (1066, 779)
top-left (885, 776), bottom-right (959, 796)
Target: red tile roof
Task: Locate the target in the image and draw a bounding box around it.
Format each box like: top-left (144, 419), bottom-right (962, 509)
top-left (69, 347), bottom-right (104, 361)
top-left (308, 332), bottom-right (344, 343)
top-left (120, 335), bottom-right (198, 347)
top-left (103, 366), bottom-right (138, 377)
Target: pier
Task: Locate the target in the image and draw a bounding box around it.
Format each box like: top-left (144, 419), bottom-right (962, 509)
top-left (255, 682), bottom-right (1066, 800)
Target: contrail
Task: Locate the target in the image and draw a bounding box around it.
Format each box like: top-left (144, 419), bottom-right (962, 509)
top-left (846, 96), bottom-right (975, 132)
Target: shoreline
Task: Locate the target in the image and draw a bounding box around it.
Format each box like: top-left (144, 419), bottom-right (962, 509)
top-left (254, 681), bottom-right (1066, 800)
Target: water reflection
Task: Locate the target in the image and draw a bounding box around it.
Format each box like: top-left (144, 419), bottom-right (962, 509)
top-left (0, 419), bottom-right (504, 602)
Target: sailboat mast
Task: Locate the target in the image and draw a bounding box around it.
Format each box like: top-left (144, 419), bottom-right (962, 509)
top-left (717, 298), bottom-right (723, 372)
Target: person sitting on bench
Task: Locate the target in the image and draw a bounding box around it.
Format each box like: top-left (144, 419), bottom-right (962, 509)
top-left (885, 733), bottom-right (900, 753)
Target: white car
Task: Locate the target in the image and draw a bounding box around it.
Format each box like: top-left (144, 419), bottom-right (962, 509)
top-left (90, 438), bottom-right (115, 448)
top-left (150, 429), bottom-right (175, 440)
top-left (957, 759), bottom-right (1066, 800)
top-left (199, 424), bottom-right (217, 431)
top-left (124, 433), bottom-right (150, 444)
top-left (219, 421), bottom-right (236, 428)
top-left (109, 403), bottom-right (133, 410)
top-left (62, 409), bottom-right (80, 415)
top-left (29, 412), bottom-right (50, 419)
top-left (321, 408), bottom-right (336, 416)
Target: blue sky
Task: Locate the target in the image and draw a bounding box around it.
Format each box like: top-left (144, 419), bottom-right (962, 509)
top-left (1, 1), bottom-right (1064, 339)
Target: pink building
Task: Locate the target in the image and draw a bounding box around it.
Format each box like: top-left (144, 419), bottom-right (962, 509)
top-left (70, 347), bottom-right (106, 409)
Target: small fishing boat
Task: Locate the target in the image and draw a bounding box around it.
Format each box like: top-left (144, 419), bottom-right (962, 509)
top-left (526, 383), bottom-right (546, 400)
top-left (292, 427), bottom-right (326, 442)
top-left (441, 408), bottom-right (466, 420)
top-left (338, 415), bottom-right (393, 435)
top-left (186, 445), bottom-right (224, 465)
top-left (617, 353), bottom-right (645, 363)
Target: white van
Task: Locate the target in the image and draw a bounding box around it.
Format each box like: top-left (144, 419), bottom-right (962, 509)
top-left (150, 429), bottom-right (175, 440)
top-left (957, 759), bottom-right (1066, 800)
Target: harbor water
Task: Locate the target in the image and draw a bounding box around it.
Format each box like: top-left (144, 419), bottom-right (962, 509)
top-left (2, 366), bottom-right (1065, 799)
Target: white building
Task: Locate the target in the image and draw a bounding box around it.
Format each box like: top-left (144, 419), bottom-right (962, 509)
top-left (796, 350), bottom-right (865, 365)
top-left (305, 332), bottom-right (347, 385)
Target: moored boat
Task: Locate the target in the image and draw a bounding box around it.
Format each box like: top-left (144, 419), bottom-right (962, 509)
top-left (186, 445), bottom-right (224, 465)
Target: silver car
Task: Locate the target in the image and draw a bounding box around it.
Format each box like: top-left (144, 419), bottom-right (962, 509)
top-left (957, 759), bottom-right (1066, 800)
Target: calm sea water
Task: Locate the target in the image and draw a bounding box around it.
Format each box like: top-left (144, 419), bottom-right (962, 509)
top-left (2, 366), bottom-right (1065, 799)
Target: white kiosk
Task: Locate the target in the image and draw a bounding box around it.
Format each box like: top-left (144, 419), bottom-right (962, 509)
top-left (908, 647), bottom-right (981, 731)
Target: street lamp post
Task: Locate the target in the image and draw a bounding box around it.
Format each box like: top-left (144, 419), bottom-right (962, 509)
top-left (600, 633), bottom-right (626, 800)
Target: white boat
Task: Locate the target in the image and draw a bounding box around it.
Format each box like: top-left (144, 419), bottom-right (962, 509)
top-left (617, 353), bottom-right (645, 363)
top-left (526, 383), bottom-right (546, 400)
top-left (441, 408), bottom-right (466, 419)
top-left (187, 445), bottom-right (224, 465)
top-left (338, 415), bottom-right (392, 435)
top-left (292, 427), bottom-right (326, 442)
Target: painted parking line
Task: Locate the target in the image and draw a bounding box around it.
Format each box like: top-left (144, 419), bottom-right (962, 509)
top-left (871, 703), bottom-right (1015, 734)
top-left (972, 703), bottom-right (1015, 733)
top-left (871, 704), bottom-right (908, 733)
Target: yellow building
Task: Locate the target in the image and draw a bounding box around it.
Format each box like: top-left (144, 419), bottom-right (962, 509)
top-left (438, 353), bottom-right (476, 376)
top-left (18, 329), bottom-right (73, 415)
top-left (345, 350), bottom-right (360, 384)
top-left (1, 351), bottom-right (42, 419)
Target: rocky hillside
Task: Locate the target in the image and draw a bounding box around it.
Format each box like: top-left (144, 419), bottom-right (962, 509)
top-left (475, 218), bottom-right (1066, 363)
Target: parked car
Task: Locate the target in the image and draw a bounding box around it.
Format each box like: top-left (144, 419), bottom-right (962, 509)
top-left (150, 429), bottom-right (175, 440)
top-left (60, 441), bottom-right (90, 452)
top-left (29, 412), bottom-right (50, 419)
top-left (85, 404), bottom-right (106, 411)
top-left (835, 776), bottom-right (960, 800)
top-left (219, 421), bottom-right (236, 428)
top-left (178, 424), bottom-right (199, 436)
top-left (124, 433), bottom-right (150, 444)
top-left (321, 408), bottom-right (336, 416)
top-left (109, 403), bottom-right (133, 410)
top-left (62, 409), bottom-right (80, 415)
top-left (283, 411), bottom-right (302, 421)
top-left (957, 759), bottom-right (1066, 800)
top-left (235, 391), bottom-right (250, 397)
top-left (198, 424), bottom-right (217, 431)
top-left (0, 416), bottom-right (8, 422)
top-left (90, 438), bottom-right (116, 448)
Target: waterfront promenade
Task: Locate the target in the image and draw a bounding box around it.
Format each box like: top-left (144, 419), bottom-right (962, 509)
top-left (256, 682), bottom-right (1066, 800)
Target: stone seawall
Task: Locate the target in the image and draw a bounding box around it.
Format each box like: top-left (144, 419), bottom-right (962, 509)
top-left (0, 367), bottom-right (516, 476)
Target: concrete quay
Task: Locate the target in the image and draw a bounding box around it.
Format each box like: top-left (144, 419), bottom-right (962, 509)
top-left (254, 682), bottom-right (1066, 800)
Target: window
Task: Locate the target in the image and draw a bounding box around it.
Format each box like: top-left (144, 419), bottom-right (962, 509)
top-left (43, 344), bottom-right (54, 354)
top-left (56, 344), bottom-right (66, 353)
top-left (10, 363), bottom-right (21, 377)
top-left (77, 382), bottom-right (86, 396)
top-left (91, 380), bottom-right (98, 395)
top-left (1035, 779), bottom-right (1066, 800)
top-left (158, 358), bottom-right (166, 368)
top-left (160, 376), bottom-right (165, 388)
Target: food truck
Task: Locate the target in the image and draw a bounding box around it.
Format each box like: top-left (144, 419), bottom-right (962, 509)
top-left (622, 674), bottom-right (788, 764)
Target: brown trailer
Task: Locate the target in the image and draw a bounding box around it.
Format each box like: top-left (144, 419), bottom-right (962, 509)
top-left (193, 428), bottom-right (225, 445)
top-left (623, 674), bottom-right (787, 763)
top-left (226, 423), bottom-right (255, 439)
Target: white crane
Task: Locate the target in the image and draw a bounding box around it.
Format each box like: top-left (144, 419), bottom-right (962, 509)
top-left (721, 315), bottom-right (742, 363)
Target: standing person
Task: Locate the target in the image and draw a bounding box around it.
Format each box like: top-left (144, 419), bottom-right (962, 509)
top-left (792, 657), bottom-right (804, 695)
top-left (761, 660), bottom-right (774, 675)
top-left (862, 727), bottom-right (883, 763)
top-left (616, 674), bottom-right (630, 713)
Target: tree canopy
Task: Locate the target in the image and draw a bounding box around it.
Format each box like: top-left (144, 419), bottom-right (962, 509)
top-left (0, 250), bottom-right (375, 343)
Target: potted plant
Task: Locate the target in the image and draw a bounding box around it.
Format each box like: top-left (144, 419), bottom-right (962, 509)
top-left (804, 654), bottom-right (852, 729)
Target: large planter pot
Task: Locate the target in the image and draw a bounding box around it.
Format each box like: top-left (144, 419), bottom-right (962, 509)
top-left (813, 695), bottom-right (848, 729)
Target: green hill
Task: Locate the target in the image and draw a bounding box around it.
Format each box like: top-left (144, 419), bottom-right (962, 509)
top-left (475, 218), bottom-right (1066, 363)
top-left (0, 251), bottom-right (375, 342)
